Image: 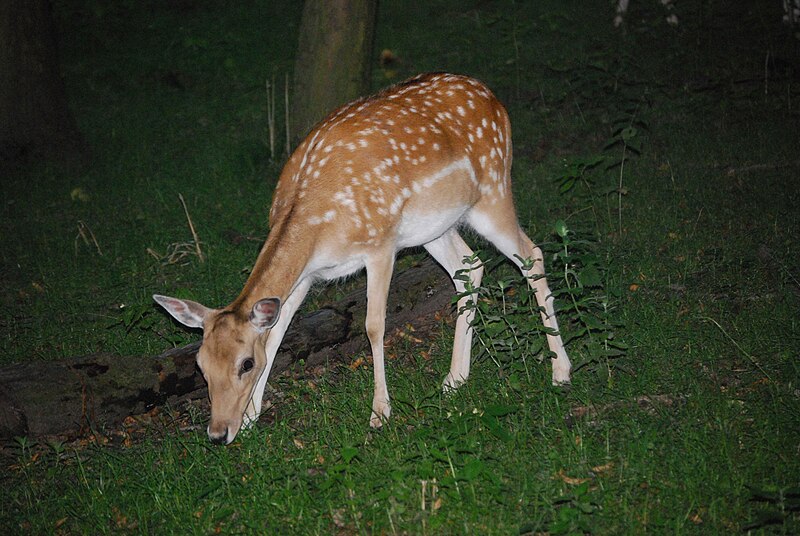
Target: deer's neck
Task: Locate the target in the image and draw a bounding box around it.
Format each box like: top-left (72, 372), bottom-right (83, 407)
top-left (229, 214), bottom-right (312, 313)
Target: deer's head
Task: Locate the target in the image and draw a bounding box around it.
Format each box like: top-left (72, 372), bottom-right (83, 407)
top-left (153, 295), bottom-right (281, 444)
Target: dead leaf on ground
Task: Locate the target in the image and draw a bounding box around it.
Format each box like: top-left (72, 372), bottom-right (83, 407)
top-left (554, 469), bottom-right (590, 485)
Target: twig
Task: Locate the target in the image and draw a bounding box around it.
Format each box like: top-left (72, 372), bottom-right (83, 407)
top-left (618, 143), bottom-right (626, 235)
top-left (75, 220), bottom-right (103, 256)
top-left (178, 193), bottom-right (204, 263)
top-left (284, 73), bottom-right (291, 156)
top-left (266, 75), bottom-right (276, 159)
top-left (701, 316), bottom-right (771, 380)
top-left (722, 160), bottom-right (800, 176)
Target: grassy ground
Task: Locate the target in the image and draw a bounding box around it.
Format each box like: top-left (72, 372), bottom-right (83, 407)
top-left (2, 0), bottom-right (799, 533)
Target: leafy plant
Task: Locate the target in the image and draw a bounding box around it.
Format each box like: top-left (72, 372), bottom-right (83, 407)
top-left (548, 481), bottom-right (599, 535)
top-left (108, 302), bottom-right (188, 346)
top-left (454, 219), bottom-right (625, 386)
top-left (454, 253), bottom-right (545, 384)
top-left (550, 220), bottom-right (626, 381)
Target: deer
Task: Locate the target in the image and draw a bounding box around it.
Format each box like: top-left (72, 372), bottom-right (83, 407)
top-left (614, 0), bottom-right (678, 27)
top-left (154, 73), bottom-right (571, 445)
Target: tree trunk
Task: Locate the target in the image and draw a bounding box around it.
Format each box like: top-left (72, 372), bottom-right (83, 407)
top-left (0, 258), bottom-right (453, 441)
top-left (0, 0), bottom-right (85, 165)
top-left (291, 0), bottom-right (377, 145)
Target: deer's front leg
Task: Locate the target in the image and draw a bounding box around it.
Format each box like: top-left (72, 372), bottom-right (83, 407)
top-left (244, 278), bottom-right (312, 429)
top-left (364, 253), bottom-right (395, 428)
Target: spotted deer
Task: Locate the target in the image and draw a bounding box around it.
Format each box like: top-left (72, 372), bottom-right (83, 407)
top-left (154, 73), bottom-right (571, 445)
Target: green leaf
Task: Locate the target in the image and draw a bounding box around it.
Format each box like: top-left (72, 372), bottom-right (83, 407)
top-left (481, 415), bottom-right (513, 442)
top-left (483, 404), bottom-right (518, 417)
top-left (341, 446), bottom-right (358, 464)
top-left (460, 458), bottom-right (484, 481)
top-left (559, 177), bottom-right (576, 194)
top-left (553, 219), bottom-right (569, 238)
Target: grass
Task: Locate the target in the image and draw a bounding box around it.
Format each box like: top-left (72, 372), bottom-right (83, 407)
top-left (2, 0), bottom-right (800, 533)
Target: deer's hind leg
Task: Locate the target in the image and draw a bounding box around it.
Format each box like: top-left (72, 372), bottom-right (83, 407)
top-left (424, 229), bottom-right (484, 391)
top-left (467, 206), bottom-right (571, 385)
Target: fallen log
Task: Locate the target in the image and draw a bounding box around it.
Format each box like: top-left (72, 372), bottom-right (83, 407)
top-left (0, 258), bottom-right (453, 441)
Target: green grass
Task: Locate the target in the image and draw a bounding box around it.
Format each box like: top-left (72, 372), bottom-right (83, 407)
top-left (2, 0), bottom-right (800, 533)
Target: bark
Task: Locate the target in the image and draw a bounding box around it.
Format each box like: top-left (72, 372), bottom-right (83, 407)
top-left (0, 258), bottom-right (453, 441)
top-left (0, 0), bottom-right (85, 164)
top-left (291, 0), bottom-right (377, 144)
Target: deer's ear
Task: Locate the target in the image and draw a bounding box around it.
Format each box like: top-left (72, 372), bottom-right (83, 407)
top-left (153, 295), bottom-right (213, 329)
top-left (250, 298), bottom-right (281, 332)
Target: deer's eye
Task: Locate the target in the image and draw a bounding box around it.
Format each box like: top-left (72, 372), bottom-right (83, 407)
top-left (239, 357), bottom-right (255, 377)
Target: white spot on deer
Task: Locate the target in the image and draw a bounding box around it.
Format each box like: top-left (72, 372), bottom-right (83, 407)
top-left (358, 139), bottom-right (368, 148)
top-left (308, 209), bottom-right (336, 225)
top-left (476, 127), bottom-right (483, 139)
top-left (433, 142), bottom-right (440, 151)
top-left (456, 106), bottom-right (466, 117)
top-left (334, 187), bottom-right (357, 213)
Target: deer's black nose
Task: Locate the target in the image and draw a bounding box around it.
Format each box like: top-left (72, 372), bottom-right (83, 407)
top-left (208, 427), bottom-right (229, 445)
